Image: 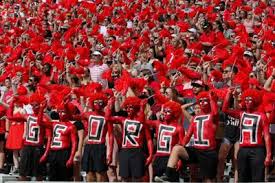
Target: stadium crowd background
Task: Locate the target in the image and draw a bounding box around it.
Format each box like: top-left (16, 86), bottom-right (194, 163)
top-left (0, 0), bottom-right (274, 182)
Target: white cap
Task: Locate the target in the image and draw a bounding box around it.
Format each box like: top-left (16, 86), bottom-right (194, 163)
top-left (244, 51), bottom-right (253, 57)
top-left (92, 51), bottom-right (102, 56)
top-left (188, 28), bottom-right (197, 33)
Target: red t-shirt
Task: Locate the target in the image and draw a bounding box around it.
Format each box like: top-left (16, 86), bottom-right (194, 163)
top-left (185, 114), bottom-right (217, 150)
top-left (239, 112), bottom-right (269, 147)
top-left (50, 121), bottom-right (77, 150)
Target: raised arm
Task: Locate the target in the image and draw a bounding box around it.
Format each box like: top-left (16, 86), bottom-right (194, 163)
top-left (209, 91), bottom-right (218, 114)
top-left (105, 97), bottom-right (124, 124)
top-left (138, 99), bottom-right (147, 122)
top-left (37, 102), bottom-right (52, 128)
top-left (66, 125), bottom-right (77, 168)
top-left (181, 103), bottom-right (194, 122)
top-left (7, 100), bottom-right (26, 122)
top-left (222, 89), bottom-right (240, 119)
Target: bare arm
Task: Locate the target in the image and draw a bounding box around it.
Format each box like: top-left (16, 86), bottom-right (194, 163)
top-left (181, 103), bottom-right (194, 122)
top-left (222, 89), bottom-right (240, 119)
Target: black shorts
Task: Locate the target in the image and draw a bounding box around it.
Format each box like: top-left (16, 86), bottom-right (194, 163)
top-left (119, 148), bottom-right (146, 178)
top-left (48, 149), bottom-right (73, 181)
top-left (237, 147), bottom-right (265, 182)
top-left (19, 145), bottom-right (46, 177)
top-left (183, 147), bottom-right (218, 179)
top-left (222, 136), bottom-right (239, 145)
top-left (82, 144), bottom-right (107, 173)
top-left (0, 133), bottom-right (5, 141)
top-left (153, 156), bottom-right (169, 177)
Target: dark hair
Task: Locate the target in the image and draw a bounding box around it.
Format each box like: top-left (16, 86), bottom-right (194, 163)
top-left (50, 111), bottom-right (60, 120)
top-left (227, 65), bottom-right (238, 74)
top-left (43, 63), bottom-right (52, 76)
top-left (231, 65), bottom-right (238, 74)
top-left (215, 20), bottom-right (224, 32)
top-left (166, 87), bottom-right (179, 98)
top-left (30, 75), bottom-right (39, 83)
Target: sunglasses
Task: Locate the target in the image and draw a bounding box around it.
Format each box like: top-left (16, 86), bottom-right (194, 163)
top-left (163, 109), bottom-right (172, 114)
top-left (223, 70), bottom-right (230, 74)
top-left (93, 100), bottom-right (103, 105)
top-left (125, 106), bottom-right (134, 110)
top-left (245, 97), bottom-right (253, 101)
top-left (199, 98), bottom-right (209, 103)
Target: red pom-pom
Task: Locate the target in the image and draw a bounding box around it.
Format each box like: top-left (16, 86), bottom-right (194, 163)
top-left (122, 96), bottom-right (141, 108)
top-left (197, 91), bottom-right (209, 100)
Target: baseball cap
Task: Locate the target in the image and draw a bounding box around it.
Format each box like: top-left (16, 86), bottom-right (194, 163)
top-left (244, 50), bottom-right (253, 57)
top-left (191, 80), bottom-right (204, 87)
top-left (188, 28), bottom-right (197, 34)
top-left (92, 51), bottom-right (102, 57)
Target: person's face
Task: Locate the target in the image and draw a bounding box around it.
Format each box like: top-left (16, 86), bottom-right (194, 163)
top-left (16, 59), bottom-right (22, 66)
top-left (125, 105), bottom-right (137, 118)
top-left (239, 11), bottom-right (246, 19)
top-left (3, 24), bottom-right (9, 32)
top-left (43, 64), bottom-right (50, 73)
top-left (139, 89), bottom-right (149, 99)
top-left (14, 6), bottom-right (19, 12)
top-left (139, 53), bottom-right (147, 62)
top-left (112, 64), bottom-right (120, 72)
top-left (165, 88), bottom-right (173, 100)
top-left (214, 63), bottom-right (223, 71)
top-left (199, 97), bottom-right (210, 111)
top-left (249, 72), bottom-right (256, 79)
top-left (111, 64), bottom-right (121, 79)
top-left (16, 72), bottom-right (23, 82)
top-left (163, 107), bottom-right (173, 122)
top-left (92, 55), bottom-right (101, 62)
top-left (31, 102), bottom-right (40, 114)
top-left (222, 67), bottom-right (232, 80)
top-left (5, 79), bottom-right (11, 88)
top-left (243, 55), bottom-right (254, 64)
top-left (28, 77), bottom-right (35, 85)
top-left (188, 63), bottom-right (197, 70)
top-left (171, 37), bottom-right (178, 47)
top-left (70, 94), bottom-right (77, 101)
top-left (194, 104), bottom-right (201, 115)
top-left (58, 110), bottom-right (69, 121)
top-left (192, 85), bottom-right (203, 95)
top-left (93, 100), bottom-right (104, 111)
top-left (249, 84), bottom-right (257, 89)
top-left (105, 37), bottom-right (113, 45)
top-left (229, 33), bottom-right (236, 42)
top-left (84, 68), bottom-right (90, 77)
top-left (247, 12), bottom-right (252, 19)
top-left (244, 96), bottom-right (254, 110)
top-left (147, 49), bottom-right (154, 58)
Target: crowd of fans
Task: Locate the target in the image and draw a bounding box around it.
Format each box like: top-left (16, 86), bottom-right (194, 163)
top-left (0, 0), bottom-right (274, 182)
